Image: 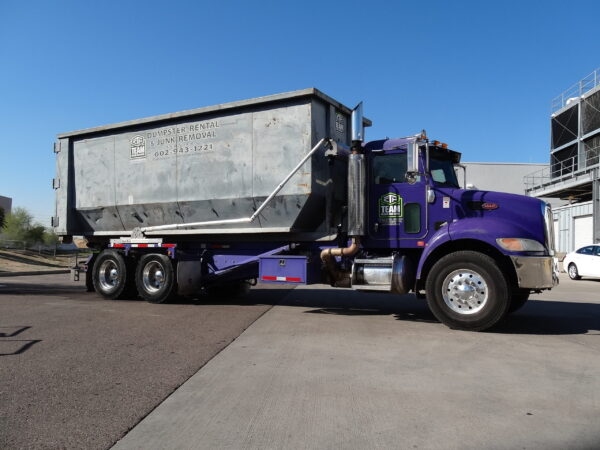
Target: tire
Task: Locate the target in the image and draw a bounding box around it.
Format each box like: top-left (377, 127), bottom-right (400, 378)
top-left (567, 263), bottom-right (581, 280)
top-left (508, 290), bottom-right (530, 314)
top-left (93, 250), bottom-right (131, 300)
top-left (425, 251), bottom-right (510, 331)
top-left (135, 254), bottom-right (176, 304)
top-left (85, 254), bottom-right (97, 292)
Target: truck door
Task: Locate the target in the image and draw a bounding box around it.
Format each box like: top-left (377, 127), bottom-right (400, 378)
top-left (368, 150), bottom-right (428, 245)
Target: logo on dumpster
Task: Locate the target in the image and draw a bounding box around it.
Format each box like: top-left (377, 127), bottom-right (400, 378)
top-left (130, 135), bottom-right (146, 159)
top-left (378, 192), bottom-right (403, 224)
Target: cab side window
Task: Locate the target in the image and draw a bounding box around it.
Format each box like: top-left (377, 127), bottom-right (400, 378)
top-left (372, 153), bottom-right (407, 184)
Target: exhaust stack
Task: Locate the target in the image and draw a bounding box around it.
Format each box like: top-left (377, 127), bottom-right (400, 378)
top-left (322, 103), bottom-right (366, 286)
top-left (348, 102), bottom-right (366, 236)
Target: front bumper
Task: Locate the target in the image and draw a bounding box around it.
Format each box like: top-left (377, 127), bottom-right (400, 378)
top-left (510, 256), bottom-right (559, 289)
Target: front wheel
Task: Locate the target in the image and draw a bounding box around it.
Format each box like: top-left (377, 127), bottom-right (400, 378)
top-left (135, 254), bottom-right (177, 304)
top-left (425, 251), bottom-right (510, 331)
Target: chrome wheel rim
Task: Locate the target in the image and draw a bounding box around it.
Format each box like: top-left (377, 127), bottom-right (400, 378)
top-left (98, 260), bottom-right (120, 292)
top-left (142, 261), bottom-right (165, 294)
top-left (442, 269), bottom-right (488, 315)
top-left (568, 264), bottom-right (577, 279)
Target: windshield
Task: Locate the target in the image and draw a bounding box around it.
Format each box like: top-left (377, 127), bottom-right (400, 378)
top-left (429, 154), bottom-right (460, 188)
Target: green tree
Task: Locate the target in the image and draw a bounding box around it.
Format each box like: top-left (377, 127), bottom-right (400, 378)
top-left (1, 207), bottom-right (32, 242)
top-left (43, 229), bottom-right (60, 246)
top-left (1, 207), bottom-right (53, 246)
top-left (25, 225), bottom-right (46, 244)
top-left (0, 207), bottom-right (5, 228)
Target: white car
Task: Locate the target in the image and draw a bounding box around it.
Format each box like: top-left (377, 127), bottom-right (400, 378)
top-left (563, 244), bottom-right (600, 280)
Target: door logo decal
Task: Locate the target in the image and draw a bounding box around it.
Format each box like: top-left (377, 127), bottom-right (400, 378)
top-left (378, 192), bottom-right (403, 224)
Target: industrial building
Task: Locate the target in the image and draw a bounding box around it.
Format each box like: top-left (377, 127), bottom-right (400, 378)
top-left (0, 195), bottom-right (12, 216)
top-left (461, 162), bottom-right (548, 196)
top-left (524, 68), bottom-right (600, 253)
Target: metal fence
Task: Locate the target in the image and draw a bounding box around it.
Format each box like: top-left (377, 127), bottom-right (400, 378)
top-left (551, 68), bottom-right (600, 113)
top-left (0, 239), bottom-right (84, 257)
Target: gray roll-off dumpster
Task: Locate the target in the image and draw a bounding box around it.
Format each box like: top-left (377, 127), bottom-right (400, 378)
top-left (53, 88), bottom-right (369, 243)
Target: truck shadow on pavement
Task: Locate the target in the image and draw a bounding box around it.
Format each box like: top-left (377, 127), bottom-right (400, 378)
top-left (2, 281), bottom-right (597, 336)
top-left (301, 295), bottom-right (438, 325)
top-left (492, 300), bottom-right (600, 336)
top-left (280, 289), bottom-right (600, 336)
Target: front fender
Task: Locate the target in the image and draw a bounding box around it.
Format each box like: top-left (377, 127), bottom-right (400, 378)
top-left (416, 218), bottom-right (541, 279)
top-left (416, 225), bottom-right (451, 278)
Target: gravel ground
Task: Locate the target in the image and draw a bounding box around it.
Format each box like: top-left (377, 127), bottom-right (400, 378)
top-left (0, 249), bottom-right (75, 274)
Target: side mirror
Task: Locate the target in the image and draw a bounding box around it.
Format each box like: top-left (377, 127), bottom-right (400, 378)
top-left (351, 102), bottom-right (364, 143)
top-left (406, 140), bottom-right (419, 183)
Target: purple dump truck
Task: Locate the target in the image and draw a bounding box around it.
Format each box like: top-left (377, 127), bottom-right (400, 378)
top-left (53, 89), bottom-right (558, 331)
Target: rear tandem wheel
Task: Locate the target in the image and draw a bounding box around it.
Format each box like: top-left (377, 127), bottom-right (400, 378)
top-left (135, 253), bottom-right (177, 304)
top-left (92, 249), bottom-right (134, 300)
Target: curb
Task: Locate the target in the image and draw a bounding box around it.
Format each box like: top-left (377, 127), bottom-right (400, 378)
top-left (0, 269), bottom-right (71, 278)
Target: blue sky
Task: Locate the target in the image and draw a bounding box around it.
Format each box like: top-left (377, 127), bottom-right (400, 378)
top-left (1, 0), bottom-right (599, 226)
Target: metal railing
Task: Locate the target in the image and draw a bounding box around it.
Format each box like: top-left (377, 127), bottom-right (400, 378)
top-left (551, 68), bottom-right (600, 113)
top-left (524, 145), bottom-right (600, 191)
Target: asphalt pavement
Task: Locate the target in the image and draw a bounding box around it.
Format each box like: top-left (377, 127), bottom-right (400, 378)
top-left (112, 276), bottom-right (600, 450)
top-left (0, 274), bottom-right (285, 450)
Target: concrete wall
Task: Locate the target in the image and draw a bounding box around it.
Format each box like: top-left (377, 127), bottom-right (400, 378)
top-left (461, 162), bottom-right (548, 195)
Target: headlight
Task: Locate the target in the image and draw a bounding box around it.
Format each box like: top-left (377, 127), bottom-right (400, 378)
top-left (496, 238), bottom-right (545, 252)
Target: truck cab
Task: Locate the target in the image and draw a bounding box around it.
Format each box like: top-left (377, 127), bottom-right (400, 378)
top-left (346, 133), bottom-right (558, 330)
top-left (365, 136), bottom-right (461, 248)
